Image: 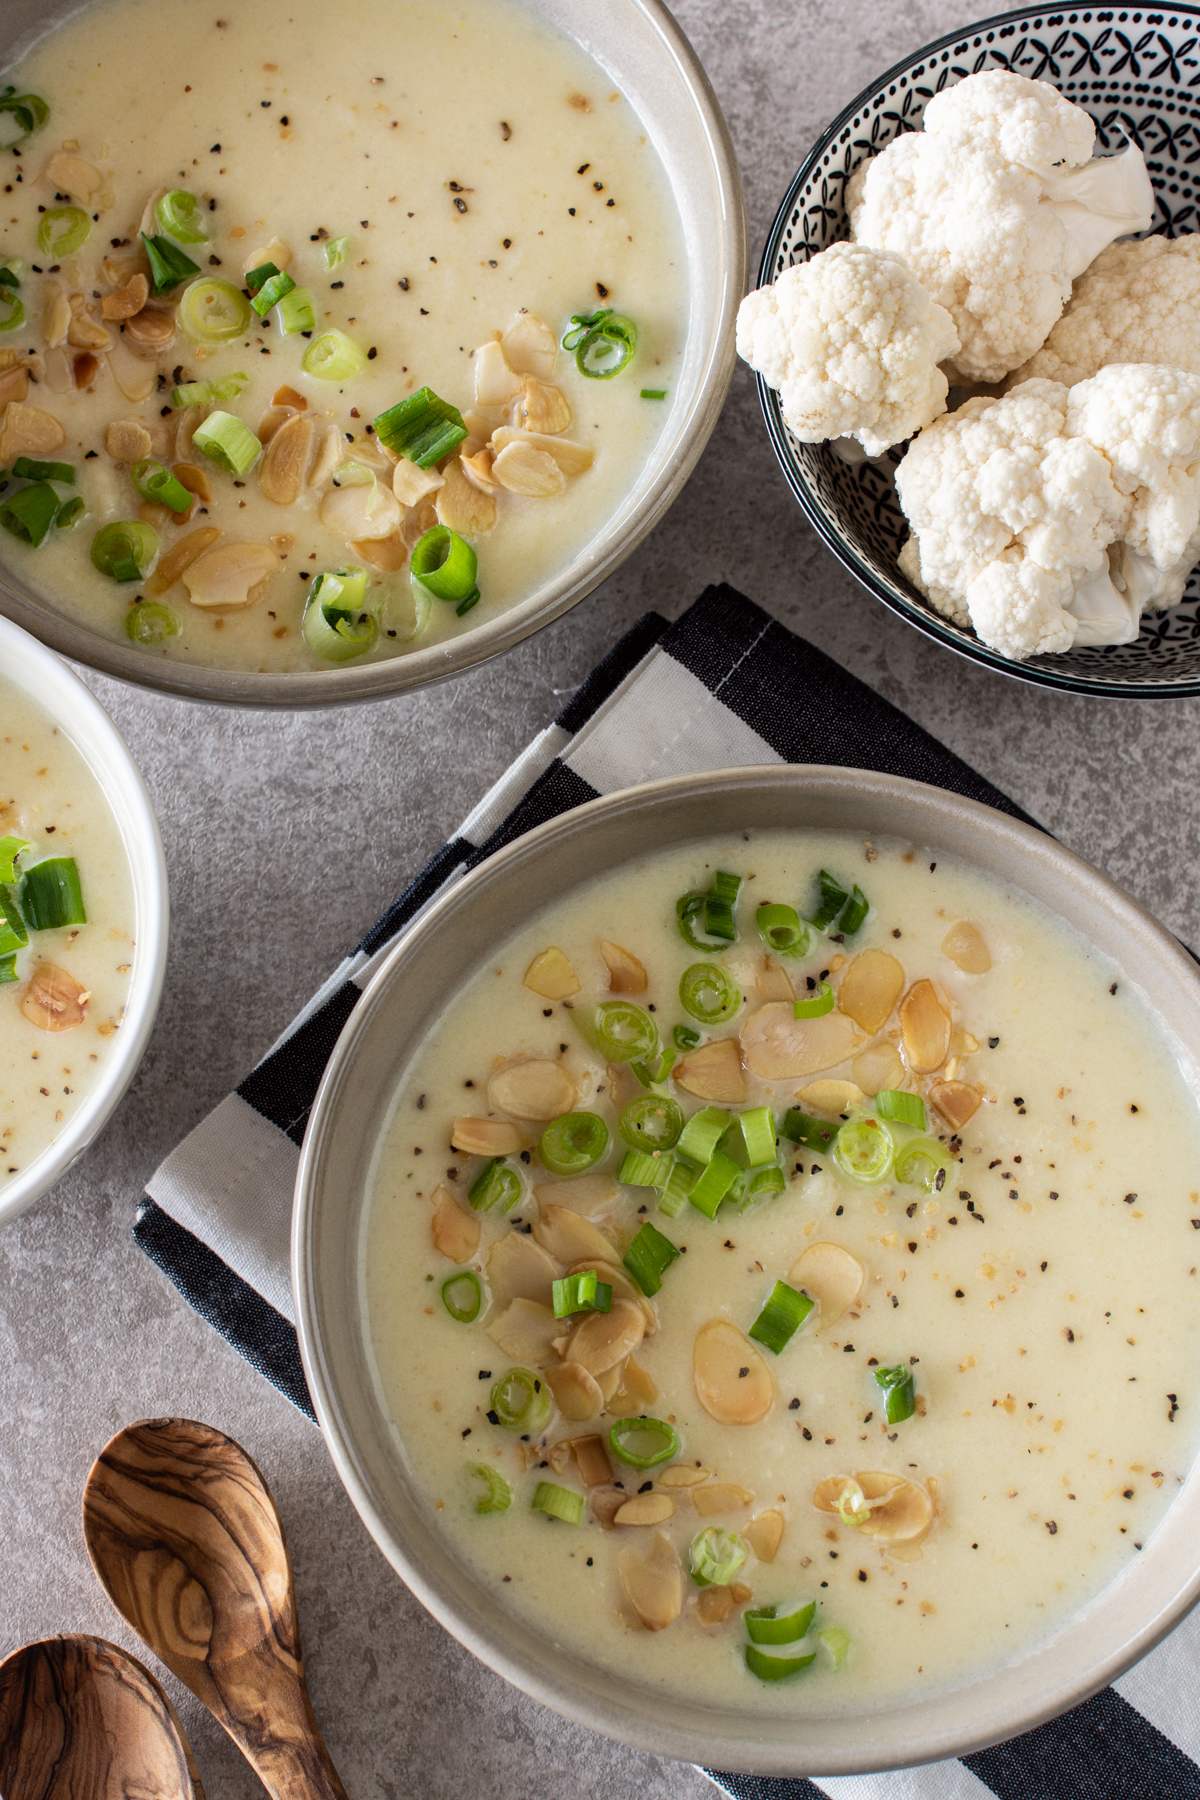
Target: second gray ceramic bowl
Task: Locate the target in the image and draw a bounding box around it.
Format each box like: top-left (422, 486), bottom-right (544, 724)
top-left (0, 0), bottom-right (744, 707)
top-left (292, 766), bottom-right (1200, 1776)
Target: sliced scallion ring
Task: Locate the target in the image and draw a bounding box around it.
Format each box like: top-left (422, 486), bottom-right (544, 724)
top-left (756, 902), bottom-right (810, 957)
top-left (687, 1149), bottom-right (741, 1220)
top-left (302, 566), bottom-right (380, 662)
top-left (618, 1149), bottom-right (671, 1188)
top-left (689, 1526), bottom-right (745, 1587)
top-left (894, 1136), bottom-right (952, 1193)
top-left (658, 1157), bottom-right (695, 1218)
top-left (277, 285), bottom-right (316, 334)
top-left (0, 953), bottom-right (16, 984)
top-left (745, 1601), bottom-right (816, 1645)
top-left (469, 1462), bottom-right (511, 1514)
top-left (0, 482), bottom-right (61, 547)
top-left (90, 520), bottom-right (158, 582)
top-left (618, 1094), bottom-right (684, 1153)
top-left (747, 1280), bottom-right (813, 1354)
top-left (0, 288), bottom-right (23, 332)
top-left (673, 1024), bottom-right (700, 1053)
top-left (131, 459), bottom-right (193, 514)
top-left (0, 89), bottom-right (49, 148)
top-left (622, 1220), bottom-right (679, 1296)
top-left (676, 1105), bottom-right (731, 1166)
top-left (323, 235), bottom-right (350, 269)
top-left (724, 1106), bottom-right (777, 1169)
top-left (679, 961), bottom-right (741, 1024)
top-left (171, 372), bottom-right (249, 409)
top-left (12, 457), bottom-right (73, 484)
top-left (192, 410), bottom-right (262, 477)
top-left (0, 835), bottom-right (29, 884)
top-left (141, 233), bottom-right (201, 297)
top-left (55, 496), bottom-right (86, 531)
top-left (833, 1117), bottom-right (894, 1185)
top-left (156, 189), bottom-right (208, 244)
top-left (37, 206), bottom-right (90, 258)
top-left (531, 1480), bottom-right (584, 1523)
top-left (570, 999), bottom-right (658, 1064)
top-left (563, 306), bottom-right (638, 379)
top-left (441, 1270), bottom-right (482, 1323)
top-left (793, 982), bottom-right (835, 1018)
top-left (608, 1416), bottom-right (679, 1470)
top-left (781, 1107), bottom-right (836, 1152)
top-left (410, 525), bottom-right (478, 603)
top-left (874, 1362), bottom-right (916, 1423)
top-left (375, 385), bottom-right (467, 464)
top-left (490, 1366), bottom-right (551, 1433)
top-left (0, 886), bottom-right (28, 958)
top-left (745, 1644), bottom-right (816, 1682)
top-left (551, 1270), bottom-right (612, 1318)
top-left (303, 328), bottom-right (368, 381)
top-left (20, 857), bottom-right (85, 929)
top-left (875, 1089), bottom-right (926, 1129)
top-left (179, 277), bottom-right (253, 345)
top-left (811, 868), bottom-right (851, 931)
top-left (732, 1164), bottom-right (787, 1209)
top-left (538, 1111), bottom-right (609, 1177)
top-left (125, 600), bottom-right (179, 646)
top-left (467, 1157), bottom-right (521, 1214)
top-left (250, 269), bottom-right (296, 317)
top-left (816, 1626), bottom-right (852, 1668)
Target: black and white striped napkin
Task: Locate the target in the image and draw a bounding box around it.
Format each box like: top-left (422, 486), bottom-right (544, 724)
top-left (134, 583), bottom-right (1200, 1800)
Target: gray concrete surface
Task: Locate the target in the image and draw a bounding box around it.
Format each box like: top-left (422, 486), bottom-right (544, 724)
top-left (6, 2), bottom-right (1200, 1795)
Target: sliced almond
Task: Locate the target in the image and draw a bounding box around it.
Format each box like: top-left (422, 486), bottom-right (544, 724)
top-left (42, 348), bottom-right (72, 394)
top-left (0, 403), bottom-right (66, 462)
top-left (693, 1321), bottom-right (774, 1425)
top-left (450, 1117), bottom-right (533, 1157)
top-left (599, 940), bottom-right (646, 994)
top-left (123, 306), bottom-right (175, 352)
top-left (273, 384), bottom-right (306, 410)
top-left (857, 1472), bottom-right (935, 1542)
top-left (435, 454), bottom-right (497, 534)
top-left (617, 1352), bottom-right (658, 1405)
top-left (532, 1171), bottom-right (616, 1217)
top-left (486, 1231), bottom-right (560, 1309)
top-left (491, 440), bottom-right (565, 498)
top-left (590, 1482), bottom-right (628, 1528)
top-left (838, 949), bottom-right (905, 1033)
top-left (105, 419), bottom-right (153, 465)
top-left (928, 1079), bottom-right (983, 1129)
top-left (430, 1184), bottom-right (480, 1263)
top-left (695, 1585), bottom-right (739, 1625)
top-left (741, 1003), bottom-right (862, 1079)
top-left (851, 1042), bottom-right (905, 1097)
top-left (595, 1360), bottom-right (624, 1404)
top-left (899, 979), bottom-right (952, 1073)
top-left (796, 1079), bottom-right (863, 1116)
top-left (44, 152), bottom-right (104, 204)
top-left (138, 500), bottom-right (175, 531)
top-left (618, 1531), bottom-right (683, 1631)
top-left (101, 273), bottom-right (150, 321)
top-left (181, 541), bottom-right (279, 610)
top-left (400, 498), bottom-right (439, 552)
top-left (461, 446), bottom-right (498, 494)
top-left (756, 956), bottom-right (795, 1003)
top-left (656, 1464), bottom-right (710, 1489)
top-left (675, 1038), bottom-right (747, 1104)
top-left (532, 1205), bottom-right (614, 1269)
top-left (950, 1026), bottom-right (980, 1058)
top-left (146, 525), bottom-right (222, 594)
top-left (692, 1481), bottom-right (754, 1517)
top-left (257, 406), bottom-right (295, 448)
top-left (515, 376), bottom-right (571, 435)
top-left (171, 462), bottom-right (212, 505)
top-left (484, 1297), bottom-right (559, 1365)
top-left (570, 1434), bottom-right (612, 1487)
top-left (523, 947), bottom-right (579, 999)
top-left (107, 338), bottom-right (156, 403)
top-left (567, 1297), bottom-right (644, 1376)
top-left (0, 365), bottom-right (30, 407)
top-left (744, 1509), bottom-right (785, 1563)
top-left (73, 352), bottom-right (101, 390)
top-left (42, 279), bottom-right (72, 350)
top-left (259, 412), bottom-right (314, 504)
top-left (173, 405), bottom-right (209, 463)
top-left (787, 1241), bottom-right (865, 1327)
top-left (942, 921), bottom-right (992, 974)
top-left (491, 426), bottom-right (593, 475)
top-left (321, 480), bottom-right (402, 543)
top-left (615, 1492), bottom-right (675, 1526)
top-left (353, 532), bottom-right (407, 572)
top-left (474, 338), bottom-right (522, 405)
top-left (501, 313), bottom-right (557, 379)
top-left (245, 236), bottom-right (291, 274)
top-left (546, 1439), bottom-right (572, 1475)
top-left (391, 458), bottom-right (444, 507)
top-left (20, 962), bottom-right (89, 1031)
top-left (308, 419), bottom-right (344, 488)
top-left (544, 1360), bottom-right (604, 1422)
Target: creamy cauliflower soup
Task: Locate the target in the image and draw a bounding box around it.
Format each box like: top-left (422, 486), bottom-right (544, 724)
top-left (0, 673), bottom-right (135, 1191)
top-left (366, 831), bottom-right (1200, 1711)
top-left (0, 0), bottom-right (684, 672)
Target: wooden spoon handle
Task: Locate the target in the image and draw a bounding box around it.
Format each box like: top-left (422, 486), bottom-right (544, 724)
top-left (250, 1736), bottom-right (351, 1800)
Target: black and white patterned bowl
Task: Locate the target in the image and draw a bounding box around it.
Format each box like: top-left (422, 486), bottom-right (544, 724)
top-left (758, 3), bottom-right (1200, 696)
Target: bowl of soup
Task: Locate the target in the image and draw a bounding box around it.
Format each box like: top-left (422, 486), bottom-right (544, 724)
top-left (293, 767), bottom-right (1200, 1774)
top-left (0, 0), bottom-right (744, 705)
top-left (0, 612), bottom-right (167, 1225)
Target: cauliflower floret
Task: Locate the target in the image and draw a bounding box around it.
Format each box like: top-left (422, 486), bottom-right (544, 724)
top-left (1015, 234), bottom-right (1200, 385)
top-left (849, 71), bottom-right (1154, 383)
top-left (895, 368), bottom-right (1200, 659)
top-left (735, 242), bottom-right (960, 455)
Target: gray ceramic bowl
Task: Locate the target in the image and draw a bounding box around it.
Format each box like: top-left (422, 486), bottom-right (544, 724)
top-left (293, 766), bottom-right (1200, 1776)
top-left (0, 0), bottom-right (744, 708)
top-left (758, 3), bottom-right (1200, 697)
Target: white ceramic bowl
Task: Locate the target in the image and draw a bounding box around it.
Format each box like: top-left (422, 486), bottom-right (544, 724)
top-left (293, 767), bottom-right (1200, 1776)
top-left (0, 614), bottom-right (168, 1226)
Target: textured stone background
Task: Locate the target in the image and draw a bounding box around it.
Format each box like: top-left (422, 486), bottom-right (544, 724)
top-left (5, 1), bottom-right (1200, 1795)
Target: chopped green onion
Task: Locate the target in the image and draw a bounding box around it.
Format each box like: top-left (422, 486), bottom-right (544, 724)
top-left (631, 1046), bottom-right (676, 1087)
top-left (0, 89), bottom-right (49, 148)
top-left (563, 307), bottom-right (638, 379)
top-left (251, 269), bottom-right (297, 317)
top-left (811, 869), bottom-right (851, 931)
top-left (0, 259), bottom-right (23, 288)
top-left (490, 1367), bottom-right (551, 1433)
top-left (816, 1626), bottom-right (852, 1669)
top-left (570, 999), bottom-right (658, 1064)
top-left (618, 1094), bottom-right (683, 1153)
top-left (840, 885), bottom-right (869, 934)
top-left (303, 328), bottom-right (369, 381)
top-left (673, 1024), bottom-right (700, 1053)
top-left (676, 1106), bottom-right (732, 1167)
top-left (179, 277), bottom-right (253, 344)
top-left (748, 1280), bottom-right (813, 1354)
top-left (622, 1221), bottom-right (679, 1296)
top-left (12, 457), bottom-right (74, 484)
top-left (679, 961), bottom-right (741, 1024)
top-left (37, 206), bottom-right (90, 258)
top-left (552, 1270), bottom-right (612, 1318)
top-left (640, 388), bottom-right (667, 399)
top-left (192, 410), bottom-right (262, 477)
top-left (874, 1363), bottom-right (916, 1423)
top-left (833, 1117), bottom-right (894, 1184)
top-left (244, 262), bottom-right (281, 295)
top-left (793, 982), bottom-right (835, 1018)
top-left (0, 835), bottom-right (29, 884)
top-left (618, 1148), bottom-right (671, 1188)
top-left (141, 233), bottom-right (201, 297)
top-left (0, 482), bottom-right (61, 547)
top-left (156, 190), bottom-right (208, 244)
top-left (468, 1158), bottom-right (522, 1214)
top-left (0, 886), bottom-right (28, 959)
top-left (539, 1111), bottom-right (609, 1177)
top-left (731, 1164), bottom-right (787, 1210)
top-left (688, 1148), bottom-right (741, 1219)
top-left (756, 902), bottom-right (810, 957)
top-left (894, 1136), bottom-right (952, 1194)
top-left (0, 288), bottom-right (23, 332)
top-left (455, 587), bottom-right (481, 618)
top-left (531, 1480), bottom-right (583, 1524)
top-left (469, 1462), bottom-right (511, 1514)
top-left (836, 1479), bottom-right (871, 1527)
top-left (608, 1416), bottom-right (679, 1469)
top-left (0, 953), bottom-right (16, 984)
top-left (781, 1107), bottom-right (836, 1152)
top-left (441, 1270), bottom-right (482, 1322)
top-left (55, 496), bottom-right (86, 531)
top-left (676, 870), bottom-right (742, 951)
top-left (657, 1157), bottom-right (695, 1218)
top-left (277, 286), bottom-right (316, 334)
top-left (303, 566), bottom-right (379, 662)
top-left (711, 870), bottom-right (743, 904)
top-left (131, 459), bottom-right (193, 514)
top-left (723, 1106), bottom-right (777, 1170)
top-left (125, 600), bottom-right (180, 647)
top-left (745, 1601), bottom-right (816, 1645)
top-left (20, 857), bottom-right (85, 930)
top-left (875, 1089), bottom-right (926, 1130)
top-left (374, 385), bottom-right (468, 465)
top-left (745, 1644), bottom-right (816, 1681)
top-left (90, 521), bottom-right (159, 582)
top-left (410, 525), bottom-right (478, 602)
top-left (689, 1527), bottom-right (746, 1587)
top-left (324, 235), bottom-right (351, 269)
top-left (171, 371), bottom-right (249, 408)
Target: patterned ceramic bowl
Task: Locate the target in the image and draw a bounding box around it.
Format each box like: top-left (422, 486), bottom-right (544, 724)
top-left (758, 3), bottom-right (1200, 696)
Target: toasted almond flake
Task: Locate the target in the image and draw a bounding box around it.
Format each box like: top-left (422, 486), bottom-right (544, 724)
top-left (813, 1471), bottom-right (934, 1543)
top-left (308, 419), bottom-right (344, 487)
top-left (838, 949), bottom-right (905, 1033)
top-left (400, 497), bottom-right (439, 552)
top-left (597, 939), bottom-right (647, 994)
top-left (44, 152), bottom-right (103, 203)
top-left (546, 1439), bottom-right (572, 1474)
top-left (741, 1003), bottom-right (862, 1080)
top-left (693, 1320), bottom-right (773, 1425)
top-left (615, 1492), bottom-right (675, 1526)
top-left (787, 1241), bottom-right (865, 1327)
top-left (43, 351), bottom-right (73, 395)
top-left (42, 279), bottom-right (72, 350)
top-left (618, 1530), bottom-right (682, 1630)
top-left (617, 1352), bottom-right (658, 1405)
top-left (21, 962), bottom-right (88, 1031)
top-left (391, 458), bottom-right (444, 507)
top-left (105, 419), bottom-right (153, 465)
top-left (756, 955), bottom-right (795, 1003)
top-left (474, 338), bottom-right (522, 405)
top-left (256, 406), bottom-right (295, 448)
top-left (928, 1079), bottom-right (984, 1129)
top-left (430, 1184), bottom-right (480, 1263)
top-left (851, 1041), bottom-right (905, 1097)
top-left (321, 479), bottom-right (402, 543)
top-left (532, 1204), bottom-right (615, 1269)
top-left (259, 412), bottom-right (314, 504)
top-left (436, 455), bottom-right (497, 533)
top-left (744, 1508), bottom-right (785, 1562)
top-left (796, 1079), bottom-right (863, 1115)
top-left (545, 1360), bottom-right (604, 1421)
top-left (570, 1433), bottom-right (612, 1487)
top-left (123, 306), bottom-right (175, 352)
top-left (590, 1482), bottom-right (627, 1528)
top-left (942, 920), bottom-right (992, 974)
top-left (461, 446), bottom-right (499, 494)
top-left (138, 500), bottom-right (175, 530)
top-left (491, 439), bottom-right (565, 498)
top-left (450, 1117), bottom-right (533, 1157)
top-left (501, 313), bottom-right (557, 379)
top-left (515, 375), bottom-right (571, 435)
top-left (172, 461), bottom-right (213, 504)
top-left (656, 1464), bottom-right (711, 1489)
top-left (354, 533), bottom-right (407, 571)
top-left (692, 1481), bottom-right (755, 1516)
top-left (272, 384), bottom-right (306, 409)
top-left (567, 1297), bottom-right (644, 1376)
top-left (68, 295), bottom-right (112, 352)
top-left (491, 425), bottom-right (593, 475)
top-left (531, 1171), bottom-right (616, 1216)
top-left (486, 1231), bottom-right (559, 1309)
top-left (245, 237), bottom-right (291, 274)
top-left (484, 1297), bottom-right (558, 1365)
top-left (675, 1037), bottom-right (747, 1104)
top-left (0, 403), bottom-right (66, 462)
top-left (596, 1360), bottom-right (623, 1404)
top-left (100, 273), bottom-right (150, 321)
top-left (695, 1585), bottom-right (739, 1625)
top-left (900, 979), bottom-right (952, 1073)
top-left (147, 525), bottom-right (222, 594)
top-left (523, 947), bottom-right (579, 999)
top-left (181, 541), bottom-right (279, 610)
top-left (0, 365), bottom-right (30, 408)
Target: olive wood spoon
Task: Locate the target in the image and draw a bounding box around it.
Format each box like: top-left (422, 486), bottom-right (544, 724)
top-left (82, 1417), bottom-right (348, 1800)
top-left (0, 1632), bottom-right (204, 1800)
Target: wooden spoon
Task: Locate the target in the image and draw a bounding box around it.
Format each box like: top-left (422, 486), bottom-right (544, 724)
top-left (81, 1417), bottom-right (348, 1800)
top-left (0, 1632), bottom-right (204, 1800)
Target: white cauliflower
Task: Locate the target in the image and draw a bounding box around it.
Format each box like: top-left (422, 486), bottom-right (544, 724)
top-left (1013, 232), bottom-right (1200, 385)
top-left (895, 364), bottom-right (1200, 659)
top-left (849, 71), bottom-right (1154, 383)
top-left (736, 242), bottom-right (960, 455)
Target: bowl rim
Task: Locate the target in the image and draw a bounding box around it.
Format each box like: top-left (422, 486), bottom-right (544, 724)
top-left (755, 0), bottom-right (1200, 701)
top-left (0, 614), bottom-right (169, 1226)
top-left (292, 763), bottom-right (1200, 1775)
top-left (0, 0), bottom-right (746, 711)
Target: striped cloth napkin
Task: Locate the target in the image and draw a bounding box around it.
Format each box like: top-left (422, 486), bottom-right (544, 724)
top-left (134, 583), bottom-right (1200, 1800)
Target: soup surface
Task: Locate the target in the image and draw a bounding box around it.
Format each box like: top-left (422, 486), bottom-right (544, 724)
top-left (0, 0), bottom-right (684, 671)
top-left (366, 830), bottom-right (1200, 1712)
top-left (0, 674), bottom-right (136, 1191)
